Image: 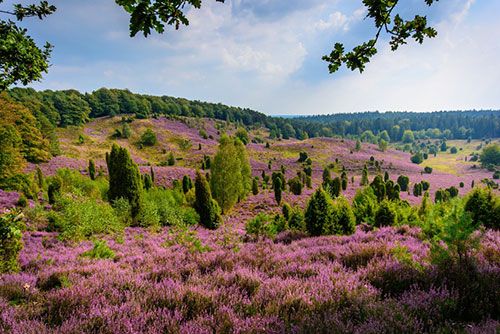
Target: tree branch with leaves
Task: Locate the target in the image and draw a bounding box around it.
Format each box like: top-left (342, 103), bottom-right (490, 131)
top-left (0, 1), bottom-right (56, 90)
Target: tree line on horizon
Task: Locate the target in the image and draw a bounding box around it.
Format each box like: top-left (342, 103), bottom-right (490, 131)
top-left (6, 87), bottom-right (500, 142)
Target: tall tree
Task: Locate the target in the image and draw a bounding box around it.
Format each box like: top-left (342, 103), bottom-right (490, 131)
top-left (106, 144), bottom-right (143, 220)
top-left (210, 135), bottom-right (242, 213)
top-left (194, 171), bottom-right (222, 230)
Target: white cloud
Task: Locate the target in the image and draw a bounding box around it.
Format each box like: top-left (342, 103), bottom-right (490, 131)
top-left (314, 12), bottom-right (348, 31)
top-left (262, 0), bottom-right (500, 115)
top-left (27, 0), bottom-right (500, 115)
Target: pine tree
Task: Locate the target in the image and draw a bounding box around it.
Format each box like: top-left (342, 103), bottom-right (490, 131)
top-left (35, 166), bottom-right (44, 189)
top-left (328, 177), bottom-right (342, 198)
top-left (167, 152), bottom-right (176, 166)
top-left (282, 202), bottom-right (292, 221)
top-left (252, 177), bottom-right (259, 196)
top-left (182, 175), bottom-right (192, 194)
top-left (48, 176), bottom-right (62, 205)
top-left (305, 187), bottom-right (334, 236)
top-left (143, 174), bottom-right (153, 190)
top-left (370, 175), bottom-right (386, 202)
top-left (322, 167), bottom-right (331, 187)
top-left (150, 166), bottom-right (155, 183)
top-left (88, 159), bottom-right (96, 180)
top-left (195, 171), bottom-right (222, 230)
top-left (106, 144), bottom-right (143, 220)
top-left (360, 166), bottom-right (369, 186)
top-left (341, 171), bottom-right (348, 191)
top-left (384, 171), bottom-right (390, 182)
top-left (273, 176), bottom-right (282, 205)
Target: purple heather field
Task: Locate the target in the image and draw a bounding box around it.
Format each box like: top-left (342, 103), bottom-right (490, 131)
top-left (1, 116), bottom-right (499, 333)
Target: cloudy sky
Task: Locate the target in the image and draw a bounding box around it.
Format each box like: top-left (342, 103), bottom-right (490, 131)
top-left (7, 0), bottom-right (500, 115)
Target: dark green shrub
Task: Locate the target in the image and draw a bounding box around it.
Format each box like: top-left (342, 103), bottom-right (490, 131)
top-left (397, 175), bottom-right (410, 192)
top-left (0, 210), bottom-right (24, 273)
top-left (252, 177), bottom-right (259, 195)
top-left (421, 181), bottom-right (430, 191)
top-left (424, 166), bottom-right (433, 174)
top-left (182, 175), bottom-right (192, 194)
top-left (446, 186), bottom-right (459, 198)
top-left (410, 152), bottom-right (423, 164)
top-left (48, 176), bottom-right (62, 205)
top-left (16, 194), bottom-right (28, 207)
top-left (143, 174), bottom-right (153, 190)
top-left (305, 187), bottom-right (334, 236)
top-left (480, 144), bottom-right (500, 167)
top-left (413, 183), bottom-right (423, 197)
top-left (298, 152), bottom-right (308, 163)
top-left (374, 200), bottom-right (397, 227)
top-left (273, 176), bottom-right (282, 205)
top-left (360, 166), bottom-right (369, 186)
top-left (106, 144), bottom-right (143, 220)
top-left (288, 177), bottom-right (303, 195)
top-left (122, 123), bottom-right (132, 138)
top-left (322, 167), bottom-right (331, 187)
top-left (385, 180), bottom-right (400, 201)
top-left (282, 202), bottom-right (292, 221)
top-left (235, 127), bottom-right (249, 145)
top-left (305, 188), bottom-right (356, 236)
top-left (194, 171), bottom-right (222, 230)
top-left (167, 152), bottom-right (176, 166)
top-left (464, 187), bottom-right (500, 229)
top-left (88, 159), bottom-right (96, 180)
top-left (327, 177), bottom-right (341, 198)
top-left (303, 166), bottom-right (312, 177)
top-left (35, 166), bottom-right (44, 189)
top-left (435, 189), bottom-right (449, 203)
top-left (140, 128), bottom-right (157, 146)
top-left (305, 176), bottom-right (312, 188)
top-left (370, 175), bottom-right (386, 202)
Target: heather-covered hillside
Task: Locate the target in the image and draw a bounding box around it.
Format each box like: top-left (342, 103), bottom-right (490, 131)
top-left (1, 115), bottom-right (499, 334)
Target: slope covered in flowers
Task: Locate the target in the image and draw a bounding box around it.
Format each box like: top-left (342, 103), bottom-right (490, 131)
top-left (1, 226), bottom-right (499, 333)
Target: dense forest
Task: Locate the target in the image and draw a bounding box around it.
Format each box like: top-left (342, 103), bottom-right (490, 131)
top-left (292, 111), bottom-right (500, 141)
top-left (6, 88), bottom-right (500, 144)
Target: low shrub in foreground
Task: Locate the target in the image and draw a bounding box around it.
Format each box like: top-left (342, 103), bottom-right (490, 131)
top-left (49, 196), bottom-right (124, 241)
top-left (81, 240), bottom-right (115, 260)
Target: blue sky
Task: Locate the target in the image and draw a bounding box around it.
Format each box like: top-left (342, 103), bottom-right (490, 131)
top-left (4, 0), bottom-right (500, 115)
